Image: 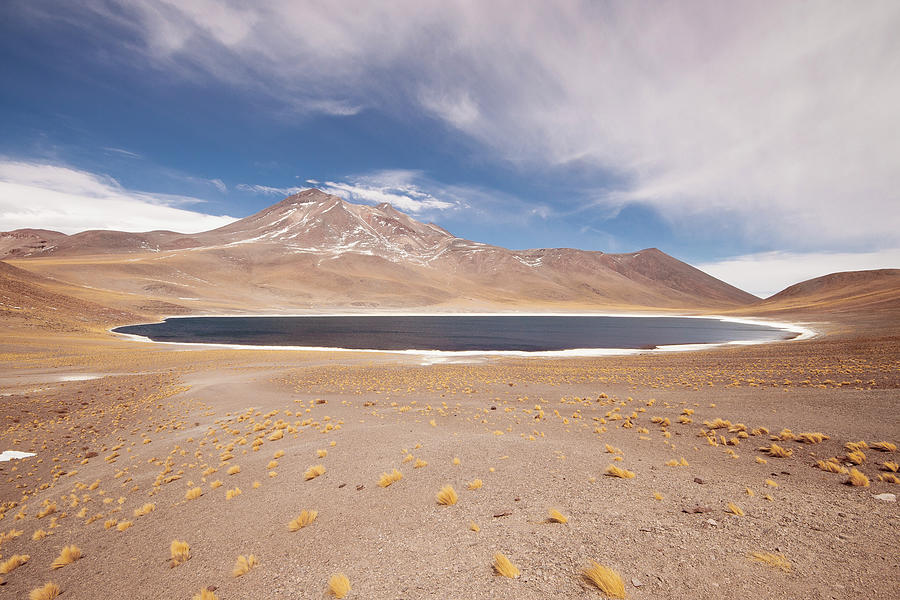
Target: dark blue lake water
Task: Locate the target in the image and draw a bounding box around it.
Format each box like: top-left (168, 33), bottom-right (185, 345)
top-left (113, 315), bottom-right (792, 352)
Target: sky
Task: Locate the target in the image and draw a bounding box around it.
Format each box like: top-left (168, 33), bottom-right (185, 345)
top-left (1, 1), bottom-right (898, 297)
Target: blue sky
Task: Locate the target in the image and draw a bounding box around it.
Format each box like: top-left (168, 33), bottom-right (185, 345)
top-left (1, 1), bottom-right (899, 297)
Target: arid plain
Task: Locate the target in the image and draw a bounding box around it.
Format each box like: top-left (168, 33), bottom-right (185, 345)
top-left (1, 235), bottom-right (899, 599)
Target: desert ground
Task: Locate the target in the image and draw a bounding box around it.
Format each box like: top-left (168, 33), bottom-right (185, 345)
top-left (1, 291), bottom-right (899, 599)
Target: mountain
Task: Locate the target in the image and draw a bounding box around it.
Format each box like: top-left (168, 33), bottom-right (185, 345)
top-left (753, 269), bottom-right (900, 314)
top-left (1, 189), bottom-right (759, 314)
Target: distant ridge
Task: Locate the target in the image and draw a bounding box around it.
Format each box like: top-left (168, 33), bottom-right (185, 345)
top-left (2, 189), bottom-right (758, 313)
top-left (755, 269), bottom-right (900, 313)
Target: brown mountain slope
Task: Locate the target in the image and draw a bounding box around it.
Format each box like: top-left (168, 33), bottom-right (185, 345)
top-left (753, 269), bottom-right (900, 313)
top-left (0, 261), bottom-right (138, 331)
top-left (3, 189), bottom-right (758, 315)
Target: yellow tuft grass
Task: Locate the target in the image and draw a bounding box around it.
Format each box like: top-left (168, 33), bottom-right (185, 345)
top-left (582, 561), bottom-right (625, 598)
top-left (268, 430), bottom-right (284, 441)
top-left (185, 487), bottom-right (203, 500)
top-left (469, 522), bottom-right (480, 532)
top-left (816, 459), bottom-right (847, 474)
top-left (845, 441), bottom-right (868, 452)
top-left (760, 443), bottom-right (793, 458)
top-left (51, 545), bottom-right (82, 569)
top-left (116, 521), bottom-right (133, 531)
top-left (846, 450), bottom-right (866, 465)
top-left (750, 551), bottom-right (791, 572)
top-left (414, 458), bottom-right (428, 469)
top-left (846, 468), bottom-right (869, 487)
top-left (226, 487), bottom-right (242, 500)
top-left (765, 479), bottom-right (779, 487)
top-left (378, 469), bottom-right (403, 487)
top-left (453, 457), bottom-right (461, 465)
top-left (29, 582), bottom-right (61, 600)
top-left (274, 450), bottom-right (285, 459)
top-left (267, 460), bottom-right (279, 469)
top-left (882, 461), bottom-right (899, 472)
top-left (104, 519), bottom-right (118, 529)
top-left (879, 473), bottom-right (900, 484)
top-left (0, 554), bottom-right (29, 574)
top-left (604, 444), bottom-right (621, 454)
top-left (288, 509), bottom-right (318, 531)
top-left (32, 529), bottom-right (50, 540)
top-left (604, 465), bottom-right (635, 479)
top-left (317, 449), bottom-right (328, 458)
top-left (210, 480), bottom-right (223, 489)
top-left (755, 456), bottom-right (767, 464)
top-left (547, 508), bottom-right (568, 524)
top-left (227, 465), bottom-right (241, 475)
top-left (170, 540), bottom-right (191, 566)
top-left (467, 479), bottom-right (483, 490)
top-left (134, 503), bottom-right (155, 517)
top-left (653, 491), bottom-right (663, 500)
top-left (746, 487), bottom-right (755, 496)
top-left (796, 432), bottom-right (829, 444)
top-left (327, 573), bottom-right (351, 598)
top-left (492, 552), bottom-right (520, 578)
top-left (193, 590), bottom-right (218, 600)
top-left (726, 502), bottom-right (745, 516)
top-left (871, 441), bottom-right (897, 452)
top-left (436, 485), bottom-right (458, 505)
top-left (232, 554), bottom-right (259, 577)
top-left (305, 465), bottom-right (326, 480)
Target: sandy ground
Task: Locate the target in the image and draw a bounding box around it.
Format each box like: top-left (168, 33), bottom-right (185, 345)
top-left (0, 326), bottom-right (898, 599)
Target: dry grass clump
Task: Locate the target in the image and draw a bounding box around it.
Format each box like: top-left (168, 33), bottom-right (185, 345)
top-left (193, 590), bottom-right (218, 600)
top-left (467, 479), bottom-right (483, 490)
top-left (436, 485), bottom-right (458, 505)
top-left (170, 540), bottom-right (191, 566)
top-left (469, 522), bottom-right (480, 532)
top-left (704, 418), bottom-right (732, 430)
top-left (547, 508), bottom-right (569, 524)
top-left (36, 502), bottom-right (57, 519)
top-left (726, 502), bottom-right (745, 516)
top-left (226, 487), bottom-right (242, 500)
top-left (604, 465), bottom-right (635, 479)
top-left (816, 459), bottom-right (847, 474)
top-left (289, 510), bottom-right (318, 531)
top-left (846, 468), bottom-right (869, 487)
top-left (134, 502), bottom-right (155, 517)
top-left (845, 441), bottom-right (868, 452)
top-left (305, 465), bottom-right (326, 480)
top-left (881, 461), bottom-right (899, 472)
top-left (750, 551), bottom-right (791, 572)
top-left (51, 545), bottom-right (82, 569)
top-left (185, 487), bottom-right (203, 500)
top-left (414, 458), bottom-right (428, 468)
top-left (104, 519), bottom-right (118, 529)
top-left (232, 554), bottom-right (259, 577)
top-left (492, 552), bottom-right (520, 578)
top-left (378, 469), bottom-right (403, 487)
top-left (796, 432), bottom-right (829, 444)
top-left (32, 529), bottom-right (50, 540)
top-left (116, 521), bottom-right (133, 531)
top-left (0, 554), bottom-right (29, 574)
top-left (317, 449), bottom-right (328, 458)
top-left (582, 561), bottom-right (625, 598)
top-left (29, 582), bottom-right (61, 600)
top-left (227, 465), bottom-right (241, 475)
top-left (871, 441), bottom-right (897, 452)
top-left (879, 473), bottom-right (900, 484)
top-left (846, 450), bottom-right (866, 465)
top-left (760, 443), bottom-right (793, 458)
top-left (604, 444), bottom-right (621, 454)
top-left (327, 573), bottom-right (351, 598)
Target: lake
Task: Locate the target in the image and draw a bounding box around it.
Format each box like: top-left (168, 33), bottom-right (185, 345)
top-left (113, 315), bottom-right (795, 353)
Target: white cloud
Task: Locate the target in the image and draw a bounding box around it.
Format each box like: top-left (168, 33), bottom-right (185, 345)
top-left (235, 183), bottom-right (307, 196)
top-left (319, 171), bottom-right (456, 213)
top-left (0, 160), bottom-right (237, 234)
top-left (34, 1), bottom-right (900, 250)
top-left (697, 249), bottom-right (900, 298)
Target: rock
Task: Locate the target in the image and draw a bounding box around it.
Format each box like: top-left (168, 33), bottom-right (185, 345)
top-left (694, 477), bottom-right (705, 484)
top-left (682, 506), bottom-right (712, 514)
top-left (632, 577), bottom-right (643, 588)
top-left (874, 493), bottom-right (896, 502)
top-left (706, 519), bottom-right (718, 527)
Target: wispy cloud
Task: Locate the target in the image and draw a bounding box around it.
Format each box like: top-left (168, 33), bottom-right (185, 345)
top-left (0, 160), bottom-right (236, 234)
top-left (27, 1), bottom-right (900, 251)
top-left (697, 249), bottom-right (900, 298)
top-left (319, 171), bottom-right (456, 213)
top-left (235, 183), bottom-right (306, 196)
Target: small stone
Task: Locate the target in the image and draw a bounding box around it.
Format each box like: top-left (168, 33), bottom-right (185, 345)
top-left (694, 477), bottom-right (705, 484)
top-left (874, 493), bottom-right (896, 502)
top-left (632, 577), bottom-right (643, 588)
top-left (706, 518), bottom-right (718, 527)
